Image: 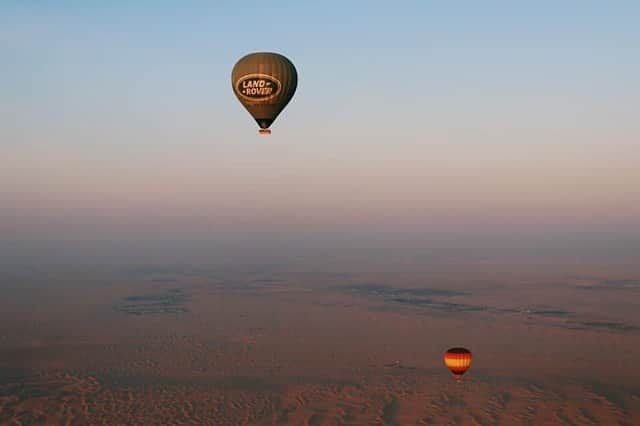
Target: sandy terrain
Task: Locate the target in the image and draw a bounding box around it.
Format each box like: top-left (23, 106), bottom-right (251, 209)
top-left (1, 257), bottom-right (639, 424)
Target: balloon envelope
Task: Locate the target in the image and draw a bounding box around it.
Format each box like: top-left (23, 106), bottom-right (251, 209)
top-left (444, 347), bottom-right (472, 381)
top-left (231, 52), bottom-right (298, 134)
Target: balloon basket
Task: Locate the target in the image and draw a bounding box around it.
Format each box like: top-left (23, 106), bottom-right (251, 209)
top-left (259, 129), bottom-right (271, 135)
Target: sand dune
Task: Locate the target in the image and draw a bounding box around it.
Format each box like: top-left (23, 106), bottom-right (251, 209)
top-left (1, 259), bottom-right (639, 424)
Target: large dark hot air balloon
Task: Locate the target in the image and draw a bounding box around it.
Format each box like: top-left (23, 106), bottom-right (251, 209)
top-left (231, 52), bottom-right (297, 135)
top-left (444, 347), bottom-right (472, 382)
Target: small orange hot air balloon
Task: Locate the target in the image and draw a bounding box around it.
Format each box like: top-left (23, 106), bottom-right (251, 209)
top-left (444, 347), bottom-right (472, 382)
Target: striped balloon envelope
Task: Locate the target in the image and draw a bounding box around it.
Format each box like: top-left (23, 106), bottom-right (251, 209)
top-left (444, 347), bottom-right (472, 382)
top-left (231, 52), bottom-right (298, 135)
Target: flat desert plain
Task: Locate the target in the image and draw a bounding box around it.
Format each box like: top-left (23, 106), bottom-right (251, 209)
top-left (1, 257), bottom-right (639, 425)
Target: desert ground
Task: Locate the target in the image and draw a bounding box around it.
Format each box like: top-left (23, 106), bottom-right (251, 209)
top-left (1, 257), bottom-right (639, 425)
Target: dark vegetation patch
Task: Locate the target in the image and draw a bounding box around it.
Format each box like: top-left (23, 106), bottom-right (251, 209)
top-left (126, 266), bottom-right (212, 277)
top-left (522, 307), bottom-right (573, 317)
top-left (330, 284), bottom-right (488, 312)
top-left (572, 277), bottom-right (640, 291)
top-left (383, 361), bottom-right (417, 370)
top-left (332, 284), bottom-right (635, 335)
top-left (389, 297), bottom-right (486, 312)
top-left (114, 288), bottom-right (189, 315)
top-left (332, 284), bottom-right (487, 314)
top-left (206, 280), bottom-right (288, 294)
top-left (336, 284), bottom-right (467, 297)
top-left (565, 320), bottom-right (639, 333)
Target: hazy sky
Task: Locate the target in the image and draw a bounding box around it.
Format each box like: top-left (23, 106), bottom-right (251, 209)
top-left (2, 1), bottom-right (639, 265)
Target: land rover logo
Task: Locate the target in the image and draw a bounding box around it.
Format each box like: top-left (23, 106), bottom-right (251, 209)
top-left (236, 74), bottom-right (281, 101)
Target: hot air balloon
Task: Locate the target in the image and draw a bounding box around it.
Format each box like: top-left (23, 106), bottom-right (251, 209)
top-left (444, 347), bottom-right (472, 382)
top-left (231, 52), bottom-right (298, 135)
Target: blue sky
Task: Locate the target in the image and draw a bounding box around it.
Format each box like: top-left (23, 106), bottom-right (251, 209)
top-left (3, 1), bottom-right (638, 145)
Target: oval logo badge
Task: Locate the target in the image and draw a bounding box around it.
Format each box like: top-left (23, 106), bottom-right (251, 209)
top-left (236, 74), bottom-right (281, 101)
